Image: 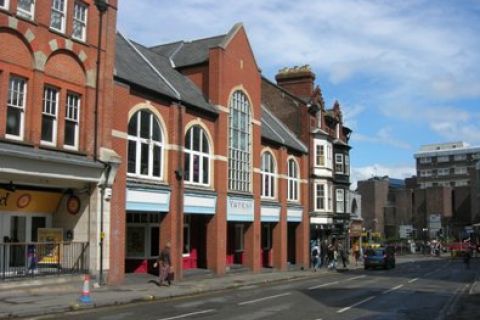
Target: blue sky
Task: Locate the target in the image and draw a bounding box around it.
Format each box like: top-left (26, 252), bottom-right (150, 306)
top-left (117, 0), bottom-right (480, 188)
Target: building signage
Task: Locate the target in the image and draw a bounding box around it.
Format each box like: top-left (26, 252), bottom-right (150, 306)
top-left (0, 190), bottom-right (62, 214)
top-left (184, 193), bottom-right (217, 215)
top-left (399, 225), bottom-right (413, 239)
top-left (261, 205), bottom-right (280, 222)
top-left (227, 196), bottom-right (254, 222)
top-left (287, 207), bottom-right (303, 222)
top-left (126, 188), bottom-right (171, 212)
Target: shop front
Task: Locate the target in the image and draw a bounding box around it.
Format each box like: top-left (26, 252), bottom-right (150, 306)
top-left (287, 206), bottom-right (303, 265)
top-left (226, 195), bottom-right (254, 266)
top-left (182, 192), bottom-right (216, 270)
top-left (260, 204), bottom-right (280, 268)
top-left (310, 216), bottom-right (333, 244)
top-left (125, 187), bottom-right (170, 274)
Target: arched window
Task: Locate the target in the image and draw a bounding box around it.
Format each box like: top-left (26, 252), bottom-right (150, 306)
top-left (261, 152), bottom-right (275, 198)
top-left (287, 159), bottom-right (300, 201)
top-left (127, 110), bottom-right (163, 179)
top-left (184, 125), bottom-right (210, 185)
top-left (228, 90), bottom-right (251, 192)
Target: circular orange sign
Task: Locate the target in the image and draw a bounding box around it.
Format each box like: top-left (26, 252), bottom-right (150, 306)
top-left (67, 195), bottom-right (81, 215)
top-left (17, 194), bottom-right (31, 208)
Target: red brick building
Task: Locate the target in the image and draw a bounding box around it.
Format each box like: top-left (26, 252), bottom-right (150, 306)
top-left (110, 24), bottom-right (310, 284)
top-left (0, 0), bottom-right (120, 282)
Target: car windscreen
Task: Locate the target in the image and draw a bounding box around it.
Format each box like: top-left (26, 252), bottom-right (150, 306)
top-left (366, 249), bottom-right (384, 256)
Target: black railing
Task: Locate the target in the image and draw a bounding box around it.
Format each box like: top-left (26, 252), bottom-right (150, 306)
top-left (1, 242), bottom-right (89, 280)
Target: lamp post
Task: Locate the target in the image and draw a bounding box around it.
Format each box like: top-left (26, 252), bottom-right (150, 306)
top-left (94, 0), bottom-right (108, 286)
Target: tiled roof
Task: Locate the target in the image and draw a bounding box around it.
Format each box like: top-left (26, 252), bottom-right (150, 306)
top-left (261, 105), bottom-right (308, 153)
top-left (115, 33), bottom-right (217, 114)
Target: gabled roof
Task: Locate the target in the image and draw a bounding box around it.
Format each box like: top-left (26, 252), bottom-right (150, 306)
top-left (115, 33), bottom-right (217, 114)
top-left (149, 23), bottom-right (259, 70)
top-left (261, 105), bottom-right (308, 154)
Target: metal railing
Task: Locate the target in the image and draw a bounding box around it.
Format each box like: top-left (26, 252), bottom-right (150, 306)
top-left (0, 242), bottom-right (89, 280)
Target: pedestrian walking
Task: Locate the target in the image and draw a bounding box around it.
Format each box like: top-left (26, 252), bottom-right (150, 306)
top-left (311, 243), bottom-right (320, 271)
top-left (154, 241), bottom-right (172, 286)
top-left (338, 242), bottom-right (347, 268)
top-left (320, 240), bottom-right (328, 268)
top-left (353, 242), bottom-right (360, 266)
top-left (464, 246), bottom-right (472, 270)
top-left (328, 238), bottom-right (337, 270)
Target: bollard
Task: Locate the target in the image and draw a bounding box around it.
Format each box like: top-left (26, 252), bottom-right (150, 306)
top-left (79, 274), bottom-right (93, 303)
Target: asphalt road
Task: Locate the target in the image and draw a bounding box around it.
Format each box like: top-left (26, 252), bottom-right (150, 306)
top-left (39, 257), bottom-right (478, 320)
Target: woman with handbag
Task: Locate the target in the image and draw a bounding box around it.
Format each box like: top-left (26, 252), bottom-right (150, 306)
top-left (154, 241), bottom-right (172, 286)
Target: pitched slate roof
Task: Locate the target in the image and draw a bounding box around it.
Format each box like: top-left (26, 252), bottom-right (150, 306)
top-left (261, 105), bottom-right (308, 154)
top-left (150, 35), bottom-right (227, 68)
top-left (115, 33), bottom-right (217, 114)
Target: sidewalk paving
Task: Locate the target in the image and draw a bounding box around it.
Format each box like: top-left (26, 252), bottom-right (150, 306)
top-left (0, 254), bottom-right (461, 319)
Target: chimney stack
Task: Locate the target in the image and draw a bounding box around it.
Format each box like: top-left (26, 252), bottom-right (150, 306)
top-left (275, 65), bottom-right (315, 98)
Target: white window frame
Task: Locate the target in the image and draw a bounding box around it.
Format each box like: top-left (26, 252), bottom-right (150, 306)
top-left (6, 76), bottom-right (27, 141)
top-left (127, 110), bottom-right (164, 180)
top-left (421, 169), bottom-right (432, 177)
top-left (184, 125), bottom-right (211, 186)
top-left (50, 0), bottom-right (67, 33)
top-left (315, 183), bottom-right (326, 211)
top-left (438, 168), bottom-right (450, 176)
top-left (41, 86), bottom-right (59, 146)
top-left (345, 154), bottom-right (350, 176)
top-left (315, 144), bottom-right (325, 167)
top-left (472, 153), bottom-right (480, 160)
top-left (335, 153), bottom-right (344, 174)
top-left (73, 1), bottom-right (88, 41)
top-left (454, 154), bottom-right (466, 161)
top-left (228, 91), bottom-right (251, 192)
top-left (327, 145), bottom-right (332, 169)
top-left (287, 158), bottom-right (300, 202)
top-left (328, 185), bottom-right (333, 211)
top-left (261, 151), bottom-right (276, 199)
top-left (17, 0), bottom-right (35, 20)
top-left (64, 92), bottom-right (80, 150)
top-left (0, 0), bottom-right (9, 10)
top-left (454, 167), bottom-right (467, 175)
top-left (336, 188), bottom-right (345, 213)
top-left (437, 155), bottom-right (449, 163)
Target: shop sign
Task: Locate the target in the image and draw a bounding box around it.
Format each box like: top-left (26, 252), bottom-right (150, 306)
top-left (184, 193), bottom-right (217, 215)
top-left (126, 188), bottom-right (171, 212)
top-left (261, 205), bottom-right (280, 222)
top-left (287, 207), bottom-right (303, 222)
top-left (227, 196), bottom-right (254, 221)
top-left (0, 190), bottom-right (62, 213)
top-left (37, 228), bottom-right (63, 265)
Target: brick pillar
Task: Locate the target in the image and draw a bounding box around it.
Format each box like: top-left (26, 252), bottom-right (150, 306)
top-left (161, 104), bottom-right (185, 280)
top-left (273, 147), bottom-right (288, 271)
top-left (297, 153), bottom-right (310, 268)
top-left (207, 109), bottom-right (228, 275)
top-left (29, 70), bottom-right (44, 145)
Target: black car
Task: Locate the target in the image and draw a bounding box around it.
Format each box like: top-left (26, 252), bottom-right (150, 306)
top-left (364, 247), bottom-right (395, 270)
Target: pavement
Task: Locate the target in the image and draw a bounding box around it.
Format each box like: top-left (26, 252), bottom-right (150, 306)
top-left (0, 254), bottom-right (475, 319)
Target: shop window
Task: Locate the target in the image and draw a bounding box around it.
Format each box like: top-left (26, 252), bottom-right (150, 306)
top-left (73, 1), bottom-right (88, 41)
top-left (64, 93), bottom-right (80, 150)
top-left (183, 216), bottom-right (191, 255)
top-left (126, 226), bottom-right (145, 257)
top-left (234, 224), bottom-right (244, 252)
top-left (228, 90), bottom-right (251, 192)
top-left (261, 151), bottom-right (276, 198)
top-left (287, 158), bottom-right (300, 202)
top-left (6, 76), bottom-right (27, 140)
top-left (17, 0), bottom-right (35, 20)
top-left (262, 224), bottom-right (271, 250)
top-left (127, 110), bottom-right (164, 179)
top-left (50, 0), bottom-right (67, 33)
top-left (184, 125), bottom-right (210, 185)
top-left (41, 86), bottom-right (59, 146)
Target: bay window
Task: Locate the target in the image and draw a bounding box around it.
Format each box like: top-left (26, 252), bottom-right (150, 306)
top-left (335, 153), bottom-right (344, 174)
top-left (315, 183), bottom-right (326, 211)
top-left (336, 188), bottom-right (345, 213)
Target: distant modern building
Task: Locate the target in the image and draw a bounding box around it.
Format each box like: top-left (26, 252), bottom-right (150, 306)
top-left (414, 142), bottom-right (480, 189)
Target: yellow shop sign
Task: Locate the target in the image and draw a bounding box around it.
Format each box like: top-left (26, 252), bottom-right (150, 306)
top-left (0, 190), bottom-right (62, 214)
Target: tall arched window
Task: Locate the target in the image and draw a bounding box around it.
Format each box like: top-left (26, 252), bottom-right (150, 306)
top-left (287, 158), bottom-right (300, 201)
top-left (127, 110), bottom-right (163, 179)
top-left (228, 90), bottom-right (251, 192)
top-left (261, 152), bottom-right (275, 198)
top-left (184, 125), bottom-right (210, 185)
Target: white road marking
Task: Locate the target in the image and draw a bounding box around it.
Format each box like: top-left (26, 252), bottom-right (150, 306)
top-left (408, 278), bottom-right (418, 283)
top-left (383, 284), bottom-right (404, 294)
top-left (308, 281), bottom-right (339, 290)
top-left (337, 296), bottom-right (376, 313)
top-left (346, 275), bottom-right (366, 281)
top-left (238, 292), bottom-right (292, 306)
top-left (157, 309), bottom-right (215, 320)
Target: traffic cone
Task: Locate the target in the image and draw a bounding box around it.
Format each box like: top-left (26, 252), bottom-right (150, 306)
top-left (79, 274), bottom-right (92, 303)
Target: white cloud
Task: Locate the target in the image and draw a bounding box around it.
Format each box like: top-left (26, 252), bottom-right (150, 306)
top-left (351, 164), bottom-right (416, 190)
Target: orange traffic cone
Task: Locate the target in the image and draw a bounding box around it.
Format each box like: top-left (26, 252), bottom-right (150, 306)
top-left (79, 274), bottom-right (92, 303)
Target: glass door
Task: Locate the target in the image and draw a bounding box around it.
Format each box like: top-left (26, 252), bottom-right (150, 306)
top-left (10, 216), bottom-right (27, 267)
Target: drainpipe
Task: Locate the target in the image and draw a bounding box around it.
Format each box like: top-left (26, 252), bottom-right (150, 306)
top-left (99, 164), bottom-right (112, 285)
top-left (174, 103), bottom-right (185, 279)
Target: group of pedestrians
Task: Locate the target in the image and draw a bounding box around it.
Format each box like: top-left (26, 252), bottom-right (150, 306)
top-left (311, 238), bottom-right (348, 271)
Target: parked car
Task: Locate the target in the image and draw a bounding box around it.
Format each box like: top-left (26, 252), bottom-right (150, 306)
top-left (364, 247), bottom-right (395, 270)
